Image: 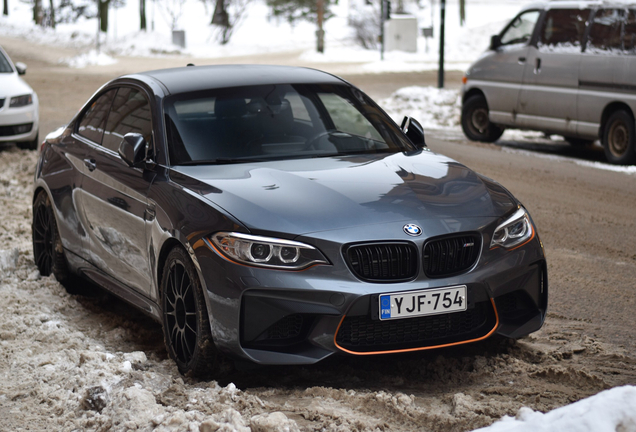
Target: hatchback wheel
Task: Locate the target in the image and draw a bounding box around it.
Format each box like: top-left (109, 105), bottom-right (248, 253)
top-left (461, 95), bottom-right (504, 143)
top-left (603, 110), bottom-right (636, 165)
top-left (32, 192), bottom-right (69, 281)
top-left (161, 246), bottom-right (218, 377)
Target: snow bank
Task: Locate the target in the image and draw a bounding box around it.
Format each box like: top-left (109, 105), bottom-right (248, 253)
top-left (474, 386), bottom-right (636, 432)
top-left (381, 85), bottom-right (461, 128)
top-left (62, 49), bottom-right (118, 68)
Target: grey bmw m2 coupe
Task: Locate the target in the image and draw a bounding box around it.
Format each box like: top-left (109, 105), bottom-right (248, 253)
top-left (32, 65), bottom-right (547, 377)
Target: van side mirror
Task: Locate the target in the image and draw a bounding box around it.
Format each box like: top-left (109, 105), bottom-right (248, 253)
top-left (119, 133), bottom-right (147, 167)
top-left (15, 62), bottom-right (27, 75)
top-left (490, 35), bottom-right (502, 51)
top-left (401, 116), bottom-right (426, 148)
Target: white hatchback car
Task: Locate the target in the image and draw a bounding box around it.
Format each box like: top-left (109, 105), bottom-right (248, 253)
top-left (0, 45), bottom-right (39, 150)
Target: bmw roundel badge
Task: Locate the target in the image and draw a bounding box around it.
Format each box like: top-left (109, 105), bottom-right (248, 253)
top-left (403, 224), bottom-right (422, 236)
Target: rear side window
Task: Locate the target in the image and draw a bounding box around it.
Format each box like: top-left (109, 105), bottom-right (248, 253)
top-left (77, 90), bottom-right (116, 144)
top-left (500, 10), bottom-right (541, 46)
top-left (588, 9), bottom-right (623, 52)
top-left (539, 9), bottom-right (591, 50)
top-left (102, 88), bottom-right (152, 153)
top-left (624, 10), bottom-right (636, 52)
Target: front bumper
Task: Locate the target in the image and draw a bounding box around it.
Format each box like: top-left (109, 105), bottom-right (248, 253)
top-left (194, 219), bottom-right (547, 365)
top-left (0, 101), bottom-right (39, 143)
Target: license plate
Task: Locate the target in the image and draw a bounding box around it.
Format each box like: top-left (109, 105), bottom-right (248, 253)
top-left (379, 286), bottom-right (467, 321)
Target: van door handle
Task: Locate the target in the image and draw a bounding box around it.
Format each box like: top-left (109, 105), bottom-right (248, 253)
top-left (518, 56), bottom-right (526, 64)
top-left (84, 158), bottom-right (97, 172)
top-left (534, 58), bottom-right (542, 74)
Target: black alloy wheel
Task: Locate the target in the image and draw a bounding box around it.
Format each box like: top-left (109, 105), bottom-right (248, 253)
top-left (603, 110), bottom-right (636, 165)
top-left (161, 247), bottom-right (218, 377)
top-left (32, 192), bottom-right (69, 281)
top-left (461, 95), bottom-right (505, 143)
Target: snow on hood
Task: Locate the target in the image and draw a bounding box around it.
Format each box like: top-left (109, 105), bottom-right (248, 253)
top-left (171, 151), bottom-right (517, 236)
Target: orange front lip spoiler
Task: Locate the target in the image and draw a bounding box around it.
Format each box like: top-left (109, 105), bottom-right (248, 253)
top-left (333, 298), bottom-right (500, 356)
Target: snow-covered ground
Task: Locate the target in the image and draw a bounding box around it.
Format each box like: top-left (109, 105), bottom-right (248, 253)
top-left (1, 0), bottom-right (532, 71)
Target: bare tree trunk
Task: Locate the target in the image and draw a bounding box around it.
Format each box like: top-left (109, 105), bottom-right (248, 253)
top-left (459, 0), bottom-right (465, 26)
top-left (99, 0), bottom-right (109, 33)
top-left (140, 0), bottom-right (146, 30)
top-left (316, 0), bottom-right (324, 53)
top-left (49, 0), bottom-right (55, 28)
top-left (33, 0), bottom-right (42, 24)
top-left (3, 0), bottom-right (8, 16)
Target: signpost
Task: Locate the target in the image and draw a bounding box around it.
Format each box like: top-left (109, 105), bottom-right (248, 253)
top-left (438, 0), bottom-right (446, 88)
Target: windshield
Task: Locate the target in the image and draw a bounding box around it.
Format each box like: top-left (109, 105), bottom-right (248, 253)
top-left (164, 83), bottom-right (414, 165)
top-left (0, 50), bottom-right (13, 73)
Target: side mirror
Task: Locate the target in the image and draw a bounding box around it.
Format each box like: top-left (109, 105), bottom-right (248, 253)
top-left (119, 133), bottom-right (147, 167)
top-left (401, 116), bottom-right (426, 148)
top-left (15, 62), bottom-right (27, 75)
top-left (490, 34), bottom-right (502, 51)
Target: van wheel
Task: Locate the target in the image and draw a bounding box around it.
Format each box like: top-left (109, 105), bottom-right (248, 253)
top-left (564, 137), bottom-right (594, 147)
top-left (603, 110), bottom-right (636, 165)
top-left (161, 246), bottom-right (219, 378)
top-left (461, 95), bottom-right (504, 143)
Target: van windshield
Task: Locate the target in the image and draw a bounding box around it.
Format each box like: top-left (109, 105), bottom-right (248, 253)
top-left (500, 10), bottom-right (540, 46)
top-left (164, 83), bottom-right (414, 165)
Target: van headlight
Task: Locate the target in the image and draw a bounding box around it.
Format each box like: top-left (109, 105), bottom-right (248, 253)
top-left (491, 207), bottom-right (534, 249)
top-left (9, 94), bottom-right (33, 108)
top-left (208, 232), bottom-right (329, 270)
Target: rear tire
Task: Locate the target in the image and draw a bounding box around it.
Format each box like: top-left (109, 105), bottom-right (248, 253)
top-left (461, 95), bottom-right (504, 143)
top-left (17, 133), bottom-right (39, 150)
top-left (603, 110), bottom-right (636, 165)
top-left (32, 192), bottom-right (69, 282)
top-left (161, 246), bottom-right (219, 378)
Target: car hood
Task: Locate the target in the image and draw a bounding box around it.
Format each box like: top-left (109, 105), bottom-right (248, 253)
top-left (0, 72), bottom-right (34, 99)
top-left (171, 151), bottom-right (517, 236)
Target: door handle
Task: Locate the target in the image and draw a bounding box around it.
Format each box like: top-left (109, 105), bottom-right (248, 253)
top-left (518, 56), bottom-right (526, 64)
top-left (534, 58), bottom-right (542, 74)
top-left (84, 158), bottom-right (97, 172)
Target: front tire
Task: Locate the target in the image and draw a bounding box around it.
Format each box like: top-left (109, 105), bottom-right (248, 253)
top-left (461, 95), bottom-right (504, 142)
top-left (161, 246), bottom-right (219, 377)
top-left (603, 110), bottom-right (636, 165)
top-left (32, 192), bottom-right (69, 281)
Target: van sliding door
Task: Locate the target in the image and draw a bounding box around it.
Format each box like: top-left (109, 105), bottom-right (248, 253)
top-left (516, 8), bottom-right (590, 135)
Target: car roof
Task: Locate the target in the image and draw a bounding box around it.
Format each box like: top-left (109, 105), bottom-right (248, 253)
top-left (519, 1), bottom-right (635, 12)
top-left (127, 64), bottom-right (346, 95)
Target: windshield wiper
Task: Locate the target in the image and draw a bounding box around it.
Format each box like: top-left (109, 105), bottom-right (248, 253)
top-left (177, 157), bottom-right (271, 166)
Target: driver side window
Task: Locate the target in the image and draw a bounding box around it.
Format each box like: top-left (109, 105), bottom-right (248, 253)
top-left (500, 10), bottom-right (540, 46)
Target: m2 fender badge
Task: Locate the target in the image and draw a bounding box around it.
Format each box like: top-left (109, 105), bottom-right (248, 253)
top-left (403, 224), bottom-right (422, 236)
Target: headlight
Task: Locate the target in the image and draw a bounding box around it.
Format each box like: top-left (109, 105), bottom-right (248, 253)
top-left (490, 207), bottom-right (534, 249)
top-left (208, 232), bottom-right (329, 270)
top-left (9, 94), bottom-right (33, 108)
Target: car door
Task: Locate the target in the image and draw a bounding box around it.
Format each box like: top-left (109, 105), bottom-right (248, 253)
top-left (578, 8), bottom-right (626, 138)
top-left (475, 9), bottom-right (541, 126)
top-left (517, 8), bottom-right (591, 135)
top-left (80, 86), bottom-right (156, 297)
top-left (66, 89), bottom-right (117, 262)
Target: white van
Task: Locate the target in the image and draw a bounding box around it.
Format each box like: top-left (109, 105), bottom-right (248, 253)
top-left (461, 1), bottom-right (636, 165)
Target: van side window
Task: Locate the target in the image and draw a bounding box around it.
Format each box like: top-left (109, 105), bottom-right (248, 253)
top-left (539, 9), bottom-right (591, 49)
top-left (500, 10), bottom-right (540, 46)
top-left (588, 9), bottom-right (623, 52)
top-left (625, 10), bottom-right (636, 52)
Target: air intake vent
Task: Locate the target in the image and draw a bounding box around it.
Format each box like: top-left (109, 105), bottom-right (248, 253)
top-left (423, 234), bottom-right (480, 277)
top-left (346, 242), bottom-right (418, 282)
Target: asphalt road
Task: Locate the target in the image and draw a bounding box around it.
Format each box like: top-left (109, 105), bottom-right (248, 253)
top-left (3, 35), bottom-right (634, 352)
